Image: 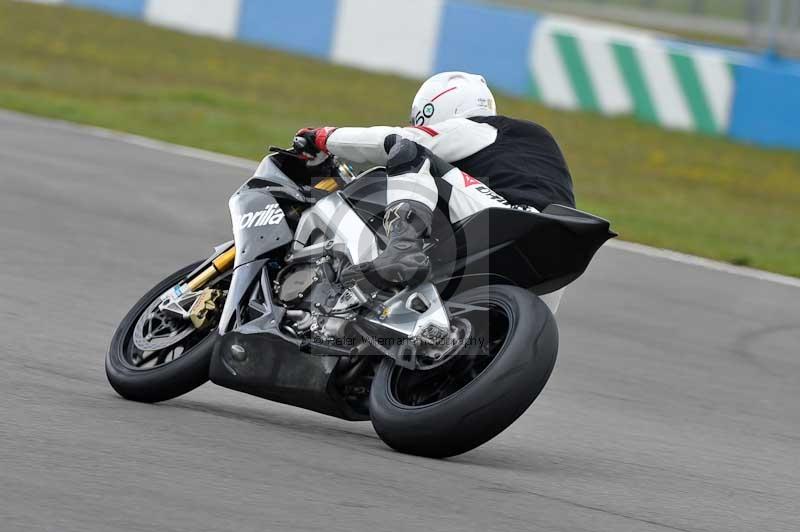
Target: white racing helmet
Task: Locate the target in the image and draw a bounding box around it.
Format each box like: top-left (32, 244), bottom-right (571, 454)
top-left (410, 71), bottom-right (496, 126)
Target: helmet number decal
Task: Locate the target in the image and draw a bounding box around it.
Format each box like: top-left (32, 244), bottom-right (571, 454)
top-left (413, 103), bottom-right (435, 126)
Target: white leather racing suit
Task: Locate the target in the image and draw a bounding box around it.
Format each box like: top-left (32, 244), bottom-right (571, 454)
top-left (326, 116), bottom-right (572, 312)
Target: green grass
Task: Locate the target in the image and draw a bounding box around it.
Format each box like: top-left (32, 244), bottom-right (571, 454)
top-left (496, 0), bottom-right (755, 20)
top-left (1, 0), bottom-right (799, 276)
top-left (489, 0), bottom-right (759, 49)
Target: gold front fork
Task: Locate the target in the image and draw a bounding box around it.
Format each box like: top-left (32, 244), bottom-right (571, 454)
top-left (186, 246), bottom-right (236, 291)
top-left (314, 177), bottom-right (339, 192)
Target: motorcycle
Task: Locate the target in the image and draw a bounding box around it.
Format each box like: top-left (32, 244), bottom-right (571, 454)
top-left (107, 144), bottom-right (615, 458)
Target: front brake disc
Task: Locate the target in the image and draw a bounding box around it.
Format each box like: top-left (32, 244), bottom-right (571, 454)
top-left (132, 297), bottom-right (195, 351)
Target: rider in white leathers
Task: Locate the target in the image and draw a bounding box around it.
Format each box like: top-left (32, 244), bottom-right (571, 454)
top-left (294, 72), bottom-right (574, 304)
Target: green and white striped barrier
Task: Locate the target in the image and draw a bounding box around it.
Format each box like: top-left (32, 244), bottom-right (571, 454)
top-left (25, 0), bottom-right (800, 148)
top-left (529, 17), bottom-right (736, 135)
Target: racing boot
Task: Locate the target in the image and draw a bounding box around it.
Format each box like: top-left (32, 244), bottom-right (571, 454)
top-left (354, 136), bottom-right (441, 289)
top-left (362, 200), bottom-right (433, 290)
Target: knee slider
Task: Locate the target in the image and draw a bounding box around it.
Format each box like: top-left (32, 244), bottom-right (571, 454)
top-left (384, 135), bottom-right (455, 179)
top-left (385, 136), bottom-right (427, 176)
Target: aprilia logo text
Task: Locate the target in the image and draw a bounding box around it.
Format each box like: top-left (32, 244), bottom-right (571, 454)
top-left (236, 203), bottom-right (285, 229)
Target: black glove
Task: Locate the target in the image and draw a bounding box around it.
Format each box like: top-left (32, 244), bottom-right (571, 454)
top-left (293, 127), bottom-right (336, 159)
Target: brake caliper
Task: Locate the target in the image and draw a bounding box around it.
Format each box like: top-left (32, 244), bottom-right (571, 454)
top-left (188, 288), bottom-right (223, 329)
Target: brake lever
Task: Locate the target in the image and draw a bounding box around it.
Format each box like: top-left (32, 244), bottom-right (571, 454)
top-left (268, 145), bottom-right (306, 159)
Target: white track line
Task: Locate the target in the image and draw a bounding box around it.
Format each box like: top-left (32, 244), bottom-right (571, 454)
top-left (0, 109), bottom-right (256, 170)
top-left (3, 109), bottom-right (798, 289)
top-left (606, 240), bottom-right (800, 288)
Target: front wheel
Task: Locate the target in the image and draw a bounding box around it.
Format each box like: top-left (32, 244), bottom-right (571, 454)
top-left (106, 262), bottom-right (227, 403)
top-left (369, 285), bottom-right (559, 458)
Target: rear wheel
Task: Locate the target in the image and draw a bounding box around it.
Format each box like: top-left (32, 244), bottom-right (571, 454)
top-left (106, 263), bottom-right (228, 403)
top-left (369, 285), bottom-right (558, 458)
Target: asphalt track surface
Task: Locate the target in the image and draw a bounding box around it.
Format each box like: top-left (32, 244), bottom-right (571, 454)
top-left (2, 110), bottom-right (799, 532)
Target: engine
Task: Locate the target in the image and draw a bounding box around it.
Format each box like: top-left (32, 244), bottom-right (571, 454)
top-left (276, 261), bottom-right (338, 309)
top-left (274, 257), bottom-right (362, 339)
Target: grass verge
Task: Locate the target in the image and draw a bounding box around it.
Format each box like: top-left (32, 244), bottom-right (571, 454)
top-left (1, 1), bottom-right (798, 276)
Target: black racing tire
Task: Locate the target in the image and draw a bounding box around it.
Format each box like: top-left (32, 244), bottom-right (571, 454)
top-left (106, 262), bottom-right (217, 403)
top-left (369, 285), bottom-right (558, 458)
